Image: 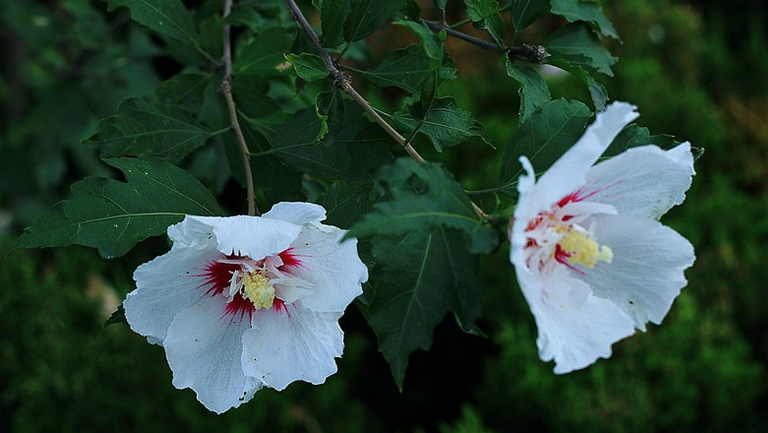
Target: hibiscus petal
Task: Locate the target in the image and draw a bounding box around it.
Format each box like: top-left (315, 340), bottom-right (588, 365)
top-left (578, 214), bottom-right (695, 331)
top-left (241, 304), bottom-right (343, 391)
top-left (280, 224), bottom-right (367, 312)
top-left (164, 297), bottom-right (262, 414)
top-left (167, 216), bottom-right (216, 250)
top-left (515, 267), bottom-right (636, 374)
top-left (263, 202), bottom-right (327, 225)
top-left (190, 215), bottom-right (302, 260)
top-left (532, 102), bottom-right (639, 212)
top-left (125, 244), bottom-right (220, 344)
top-left (583, 143), bottom-right (695, 219)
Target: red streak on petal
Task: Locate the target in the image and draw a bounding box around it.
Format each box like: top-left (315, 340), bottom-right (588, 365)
top-left (525, 238), bottom-right (538, 248)
top-left (554, 245), bottom-right (584, 275)
top-left (525, 216), bottom-right (543, 232)
top-left (272, 298), bottom-right (292, 318)
top-left (278, 248), bottom-right (303, 269)
top-left (224, 293), bottom-right (255, 321)
top-left (200, 260), bottom-right (240, 296)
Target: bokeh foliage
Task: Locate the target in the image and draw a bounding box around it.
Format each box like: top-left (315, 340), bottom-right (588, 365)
top-left (2, 0), bottom-right (768, 432)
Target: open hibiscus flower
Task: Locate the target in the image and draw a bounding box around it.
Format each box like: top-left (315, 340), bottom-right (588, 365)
top-left (123, 202), bottom-right (368, 413)
top-left (509, 102), bottom-right (696, 374)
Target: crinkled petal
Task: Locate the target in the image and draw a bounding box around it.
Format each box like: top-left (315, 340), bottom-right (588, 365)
top-left (190, 215), bottom-right (302, 260)
top-left (241, 303), bottom-right (343, 391)
top-left (167, 216), bottom-right (216, 250)
top-left (125, 244), bottom-right (219, 344)
top-left (281, 224), bottom-right (367, 312)
top-left (514, 266), bottom-right (636, 374)
top-left (263, 202), bottom-right (327, 225)
top-left (531, 102), bottom-right (639, 212)
top-left (578, 214), bottom-right (695, 331)
top-left (164, 296), bottom-right (261, 414)
top-left (584, 143), bottom-right (695, 219)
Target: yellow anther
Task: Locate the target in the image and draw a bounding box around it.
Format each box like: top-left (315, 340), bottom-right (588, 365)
top-left (557, 227), bottom-right (613, 268)
top-left (243, 272), bottom-right (275, 309)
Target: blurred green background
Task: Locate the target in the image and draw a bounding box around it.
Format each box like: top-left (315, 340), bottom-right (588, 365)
top-left (2, 0), bottom-right (767, 432)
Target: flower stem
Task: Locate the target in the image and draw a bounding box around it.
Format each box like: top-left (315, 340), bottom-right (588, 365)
top-left (222, 0), bottom-right (259, 216)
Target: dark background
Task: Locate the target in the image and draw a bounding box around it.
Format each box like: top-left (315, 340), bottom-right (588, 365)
top-left (2, 0), bottom-right (767, 432)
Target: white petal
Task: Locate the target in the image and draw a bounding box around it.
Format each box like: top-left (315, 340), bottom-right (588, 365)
top-left (164, 297), bottom-right (262, 414)
top-left (280, 223), bottom-right (367, 312)
top-left (531, 102), bottom-right (639, 212)
top-left (583, 143), bottom-right (695, 219)
top-left (578, 214), bottom-right (695, 331)
top-left (241, 303), bottom-right (343, 391)
top-left (167, 216), bottom-right (216, 250)
top-left (125, 244), bottom-right (220, 344)
top-left (263, 202), bottom-right (327, 225)
top-left (190, 215), bottom-right (302, 260)
top-left (514, 266), bottom-right (636, 374)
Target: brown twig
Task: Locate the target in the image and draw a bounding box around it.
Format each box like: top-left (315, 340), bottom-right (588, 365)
top-left (282, 0), bottom-right (426, 165)
top-left (221, 0), bottom-right (259, 216)
top-left (420, 19), bottom-right (547, 64)
top-left (282, 0), bottom-right (488, 219)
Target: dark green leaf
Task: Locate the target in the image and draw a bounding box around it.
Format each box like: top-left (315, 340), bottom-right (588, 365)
top-left (272, 101), bottom-right (393, 181)
top-left (463, 0), bottom-right (499, 21)
top-left (235, 27), bottom-right (295, 76)
top-left (314, 0), bottom-right (351, 47)
top-left (368, 226), bottom-right (484, 388)
top-left (434, 0), bottom-right (449, 10)
top-left (284, 53), bottom-right (329, 82)
top-left (318, 181), bottom-right (376, 229)
top-left (391, 97), bottom-right (491, 152)
top-left (483, 11), bottom-right (506, 47)
top-left (155, 72), bottom-right (214, 113)
top-left (547, 59), bottom-right (608, 110)
top-left (344, 0), bottom-right (407, 42)
top-left (550, 0), bottom-right (619, 40)
top-left (546, 22), bottom-right (617, 76)
top-left (104, 305), bottom-right (126, 327)
top-left (350, 159), bottom-right (498, 254)
top-left (85, 98), bottom-right (215, 164)
top-left (604, 124), bottom-right (679, 157)
top-left (102, 0), bottom-right (213, 62)
top-left (354, 44), bottom-right (436, 94)
top-left (395, 20), bottom-right (445, 61)
top-left (510, 0), bottom-right (550, 31)
top-left (16, 158), bottom-right (221, 258)
top-left (503, 57), bottom-right (552, 123)
top-left (499, 98), bottom-right (592, 186)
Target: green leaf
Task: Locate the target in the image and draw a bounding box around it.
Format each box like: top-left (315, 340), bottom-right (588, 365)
top-left (510, 0), bottom-right (550, 31)
top-left (394, 20), bottom-right (445, 61)
top-left (271, 99), bottom-right (393, 181)
top-left (102, 0), bottom-right (213, 62)
top-left (344, 0), bottom-right (407, 42)
top-left (235, 27), bottom-right (295, 76)
top-left (354, 44), bottom-right (436, 94)
top-left (391, 97), bottom-right (492, 152)
top-left (368, 226), bottom-right (485, 388)
top-left (547, 59), bottom-right (608, 110)
top-left (284, 53), bottom-right (329, 82)
top-left (604, 124), bottom-right (679, 157)
top-left (483, 11), bottom-right (506, 47)
top-left (463, 0), bottom-right (499, 21)
top-left (499, 98), bottom-right (592, 186)
top-left (434, 0), bottom-right (449, 10)
top-left (550, 0), bottom-right (619, 40)
top-left (85, 98), bottom-right (215, 164)
top-left (155, 72), bottom-right (215, 113)
top-left (104, 305), bottom-right (126, 327)
top-left (317, 181), bottom-right (376, 229)
top-left (350, 159), bottom-right (498, 254)
top-left (314, 0), bottom-right (351, 47)
top-left (546, 22), bottom-right (617, 76)
top-left (16, 158), bottom-right (221, 258)
top-left (503, 57), bottom-right (552, 123)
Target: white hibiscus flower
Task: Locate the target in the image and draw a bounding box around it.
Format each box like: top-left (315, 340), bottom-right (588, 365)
top-left (509, 102), bottom-right (696, 374)
top-left (123, 202), bottom-right (368, 413)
